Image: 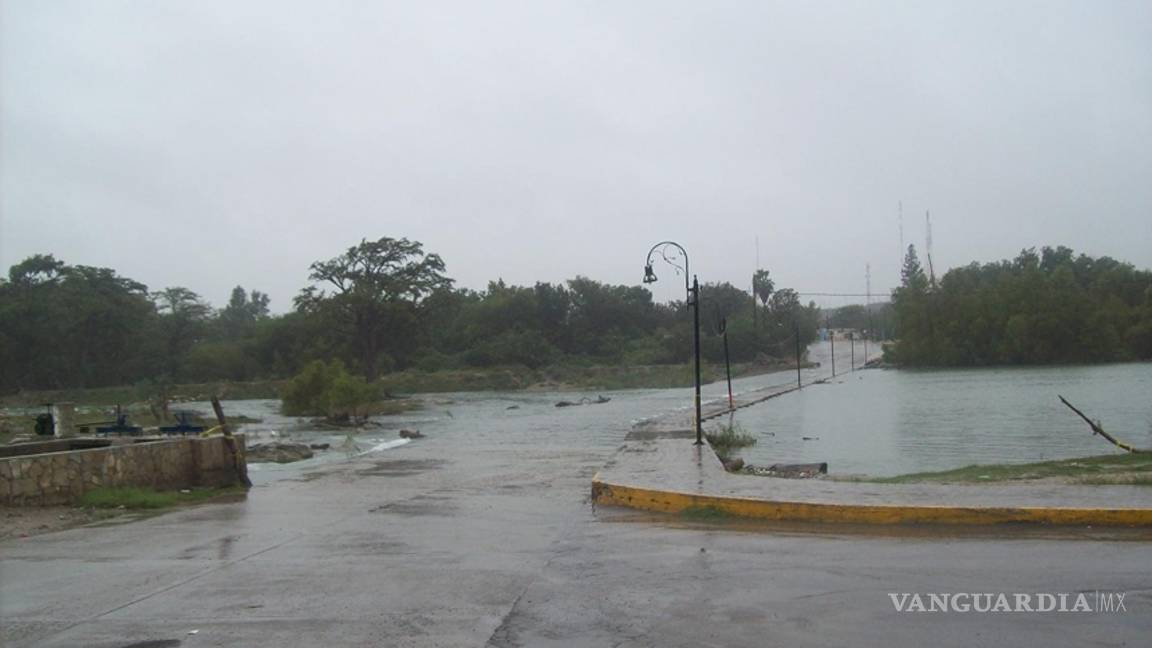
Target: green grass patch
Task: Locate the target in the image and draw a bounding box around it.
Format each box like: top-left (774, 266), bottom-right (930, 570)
top-left (77, 486), bottom-right (245, 509)
top-left (0, 380), bottom-right (284, 408)
top-left (853, 452), bottom-right (1152, 484)
top-left (705, 422), bottom-right (758, 461)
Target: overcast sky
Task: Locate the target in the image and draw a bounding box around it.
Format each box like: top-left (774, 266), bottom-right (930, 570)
top-left (3, 1), bottom-right (1150, 311)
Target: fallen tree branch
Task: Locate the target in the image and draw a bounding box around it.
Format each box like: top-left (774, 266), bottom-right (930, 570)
top-left (1058, 395), bottom-right (1144, 453)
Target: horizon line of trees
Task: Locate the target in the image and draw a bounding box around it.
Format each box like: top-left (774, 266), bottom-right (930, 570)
top-left (0, 238), bottom-right (825, 393)
top-left (888, 244), bottom-right (1152, 365)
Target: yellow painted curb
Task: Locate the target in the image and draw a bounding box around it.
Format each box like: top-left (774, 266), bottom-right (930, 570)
top-left (591, 477), bottom-right (1152, 527)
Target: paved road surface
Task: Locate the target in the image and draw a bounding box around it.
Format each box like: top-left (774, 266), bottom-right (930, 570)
top-left (3, 413), bottom-right (1150, 647)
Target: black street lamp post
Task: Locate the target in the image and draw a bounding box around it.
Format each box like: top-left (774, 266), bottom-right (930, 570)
top-left (643, 241), bottom-right (703, 445)
top-left (716, 315), bottom-right (734, 410)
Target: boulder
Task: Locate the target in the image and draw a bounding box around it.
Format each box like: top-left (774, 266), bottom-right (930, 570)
top-left (399, 429), bottom-right (424, 439)
top-left (721, 457), bottom-right (745, 472)
top-left (247, 442), bottom-right (314, 464)
top-left (308, 443), bottom-right (331, 450)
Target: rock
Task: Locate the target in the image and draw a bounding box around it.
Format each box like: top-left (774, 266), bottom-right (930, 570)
top-left (308, 443), bottom-right (331, 450)
top-left (399, 429), bottom-right (424, 439)
top-left (557, 396), bottom-right (610, 408)
top-left (721, 457), bottom-right (745, 472)
top-left (247, 442), bottom-right (314, 464)
top-left (755, 462), bottom-right (828, 479)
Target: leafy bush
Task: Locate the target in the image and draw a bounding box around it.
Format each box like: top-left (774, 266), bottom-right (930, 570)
top-left (705, 421), bottom-right (758, 461)
top-left (281, 360), bottom-right (380, 421)
top-left (326, 371), bottom-right (380, 422)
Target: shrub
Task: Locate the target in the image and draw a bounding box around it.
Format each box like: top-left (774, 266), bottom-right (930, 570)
top-left (281, 360), bottom-right (380, 421)
top-left (705, 421), bottom-right (757, 461)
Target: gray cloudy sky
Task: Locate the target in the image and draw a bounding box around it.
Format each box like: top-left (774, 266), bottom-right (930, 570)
top-left (2, 1), bottom-right (1150, 311)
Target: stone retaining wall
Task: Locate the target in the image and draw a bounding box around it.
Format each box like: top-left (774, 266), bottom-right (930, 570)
top-left (0, 435), bottom-right (247, 506)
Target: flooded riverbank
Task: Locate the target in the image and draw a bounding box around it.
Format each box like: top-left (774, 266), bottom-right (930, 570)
top-left (17, 342), bottom-right (1148, 482)
top-left (731, 359), bottom-right (1152, 477)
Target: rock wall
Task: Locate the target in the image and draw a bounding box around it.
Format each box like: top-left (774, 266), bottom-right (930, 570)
top-left (0, 435), bottom-right (247, 506)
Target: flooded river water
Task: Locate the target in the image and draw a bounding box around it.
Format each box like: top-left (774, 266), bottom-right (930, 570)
top-left (187, 342), bottom-right (1152, 480)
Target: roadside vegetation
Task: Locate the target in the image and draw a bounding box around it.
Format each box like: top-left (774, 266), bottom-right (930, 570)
top-left (280, 359), bottom-right (421, 423)
top-left (851, 452), bottom-right (1152, 485)
top-left (705, 421), bottom-right (758, 462)
top-left (887, 245), bottom-right (1152, 366)
top-left (0, 238), bottom-right (821, 399)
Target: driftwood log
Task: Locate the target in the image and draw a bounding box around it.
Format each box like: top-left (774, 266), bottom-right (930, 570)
top-left (1057, 395), bottom-right (1145, 453)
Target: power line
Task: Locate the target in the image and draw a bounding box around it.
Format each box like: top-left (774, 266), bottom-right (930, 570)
top-left (794, 292), bottom-right (893, 298)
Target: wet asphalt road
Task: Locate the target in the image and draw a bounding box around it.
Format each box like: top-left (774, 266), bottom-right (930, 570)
top-left (3, 420), bottom-right (1152, 646)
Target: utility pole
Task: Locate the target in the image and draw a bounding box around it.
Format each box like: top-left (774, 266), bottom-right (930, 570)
top-left (898, 201), bottom-right (904, 280)
top-left (751, 272), bottom-right (757, 329)
top-left (864, 263), bottom-right (871, 363)
top-left (753, 236), bottom-right (760, 330)
top-left (925, 210), bottom-right (936, 287)
top-left (720, 317), bottom-right (734, 409)
top-left (850, 332), bottom-right (855, 371)
top-left (795, 322), bottom-right (802, 389)
top-left (828, 316), bottom-right (835, 377)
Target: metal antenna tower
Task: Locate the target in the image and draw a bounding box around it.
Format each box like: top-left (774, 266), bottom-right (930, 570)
top-left (865, 263), bottom-right (872, 359)
top-left (925, 211), bottom-right (936, 286)
top-left (898, 201), bottom-right (904, 272)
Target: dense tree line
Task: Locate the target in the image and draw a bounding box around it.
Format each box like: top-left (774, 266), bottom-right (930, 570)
top-left (825, 303), bottom-right (896, 340)
top-left (0, 238), bottom-right (822, 393)
top-left (888, 245), bottom-right (1152, 365)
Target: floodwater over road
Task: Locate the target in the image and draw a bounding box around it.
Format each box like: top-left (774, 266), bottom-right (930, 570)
top-left (732, 352), bottom-right (1152, 476)
top-left (191, 342), bottom-right (1151, 480)
top-left (6, 344), bottom-right (1152, 647)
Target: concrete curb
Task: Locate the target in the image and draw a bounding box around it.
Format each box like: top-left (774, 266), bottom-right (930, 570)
top-left (591, 477), bottom-right (1152, 527)
top-left (591, 440), bottom-right (1152, 527)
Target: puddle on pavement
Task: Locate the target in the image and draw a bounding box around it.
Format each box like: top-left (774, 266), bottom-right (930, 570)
top-left (371, 496), bottom-right (457, 517)
top-left (357, 458), bottom-right (448, 477)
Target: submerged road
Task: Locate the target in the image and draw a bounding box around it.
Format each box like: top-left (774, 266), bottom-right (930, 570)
top-left (3, 391), bottom-right (1152, 646)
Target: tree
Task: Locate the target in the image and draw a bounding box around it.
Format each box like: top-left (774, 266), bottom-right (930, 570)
top-left (900, 245), bottom-right (928, 291)
top-left (8, 254), bottom-right (65, 286)
top-left (152, 287), bottom-right (211, 378)
top-left (888, 245), bottom-right (1152, 366)
top-left (752, 269), bottom-right (774, 306)
top-left (702, 282), bottom-right (753, 333)
top-left (0, 256), bottom-right (158, 391)
top-left (219, 286), bottom-right (270, 338)
top-left (296, 237), bottom-right (452, 380)
top-left (281, 359), bottom-right (380, 422)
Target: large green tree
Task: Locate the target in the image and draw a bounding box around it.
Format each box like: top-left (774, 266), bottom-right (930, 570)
top-left (889, 245), bottom-right (1152, 365)
top-left (295, 237), bottom-right (452, 380)
top-left (0, 255), bottom-right (158, 390)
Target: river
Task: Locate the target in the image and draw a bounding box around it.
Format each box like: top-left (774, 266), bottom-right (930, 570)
top-left (185, 342), bottom-right (1151, 480)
